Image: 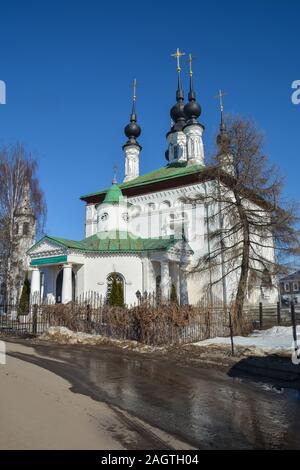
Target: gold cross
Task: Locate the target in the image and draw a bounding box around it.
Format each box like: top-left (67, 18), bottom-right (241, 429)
top-left (214, 89), bottom-right (227, 113)
top-left (133, 79), bottom-right (137, 102)
top-left (186, 53), bottom-right (194, 77)
top-left (171, 48), bottom-right (185, 72)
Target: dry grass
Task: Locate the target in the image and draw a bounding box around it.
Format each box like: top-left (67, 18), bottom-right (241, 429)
top-left (40, 301), bottom-right (229, 346)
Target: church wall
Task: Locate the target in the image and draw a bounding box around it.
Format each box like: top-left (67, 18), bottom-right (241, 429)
top-left (77, 254), bottom-right (144, 305)
top-left (82, 178), bottom-right (278, 306)
top-left (210, 188), bottom-right (278, 305)
top-left (85, 204), bottom-right (97, 237)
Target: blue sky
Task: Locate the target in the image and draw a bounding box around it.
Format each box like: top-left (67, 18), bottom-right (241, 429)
top-left (0, 0), bottom-right (299, 240)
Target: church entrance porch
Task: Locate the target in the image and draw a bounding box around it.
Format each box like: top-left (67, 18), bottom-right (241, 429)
top-left (55, 267), bottom-right (76, 303)
top-left (30, 262), bottom-right (79, 305)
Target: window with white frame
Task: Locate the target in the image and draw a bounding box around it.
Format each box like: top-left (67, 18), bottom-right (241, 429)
top-left (293, 282), bottom-right (299, 292)
top-left (284, 282), bottom-right (290, 292)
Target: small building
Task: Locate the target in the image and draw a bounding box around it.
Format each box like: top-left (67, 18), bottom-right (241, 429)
top-left (279, 271), bottom-right (300, 304)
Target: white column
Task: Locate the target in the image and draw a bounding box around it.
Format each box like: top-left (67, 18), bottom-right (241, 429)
top-left (161, 260), bottom-right (170, 302)
top-left (123, 144), bottom-right (140, 182)
top-left (166, 131), bottom-right (187, 163)
top-left (61, 263), bottom-right (73, 304)
top-left (141, 257), bottom-right (148, 295)
top-left (184, 124), bottom-right (205, 166)
top-left (31, 267), bottom-right (41, 302)
top-left (179, 266), bottom-right (189, 305)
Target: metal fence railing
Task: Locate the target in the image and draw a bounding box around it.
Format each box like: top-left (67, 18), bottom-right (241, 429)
top-left (1, 296), bottom-right (299, 346)
top-left (246, 301), bottom-right (300, 330)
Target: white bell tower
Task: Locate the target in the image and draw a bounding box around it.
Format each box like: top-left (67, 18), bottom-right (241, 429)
top-left (183, 53), bottom-right (205, 166)
top-left (165, 48), bottom-right (188, 165)
top-left (123, 79), bottom-right (142, 183)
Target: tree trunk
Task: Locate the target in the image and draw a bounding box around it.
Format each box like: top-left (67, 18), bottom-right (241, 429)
top-left (233, 191), bottom-right (250, 335)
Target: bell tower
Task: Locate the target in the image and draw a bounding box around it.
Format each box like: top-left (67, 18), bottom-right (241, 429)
top-left (14, 183), bottom-right (36, 299)
top-left (183, 53), bottom-right (205, 166)
top-left (123, 79), bottom-right (142, 182)
top-left (165, 48), bottom-right (187, 164)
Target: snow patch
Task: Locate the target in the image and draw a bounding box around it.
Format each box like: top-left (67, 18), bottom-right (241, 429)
top-left (40, 326), bottom-right (163, 353)
top-left (193, 326), bottom-right (300, 356)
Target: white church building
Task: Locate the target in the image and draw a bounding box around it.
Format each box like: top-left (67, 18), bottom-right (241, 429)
top-left (27, 52), bottom-right (278, 306)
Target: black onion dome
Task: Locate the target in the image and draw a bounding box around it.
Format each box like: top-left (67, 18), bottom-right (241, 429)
top-left (167, 74), bottom-right (186, 134)
top-left (184, 100), bottom-right (201, 122)
top-left (123, 95), bottom-right (142, 147)
top-left (184, 75), bottom-right (201, 125)
top-left (170, 100), bottom-right (186, 132)
top-left (125, 120), bottom-right (141, 140)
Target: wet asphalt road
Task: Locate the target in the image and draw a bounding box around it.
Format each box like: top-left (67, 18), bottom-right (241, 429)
top-left (6, 339), bottom-right (300, 449)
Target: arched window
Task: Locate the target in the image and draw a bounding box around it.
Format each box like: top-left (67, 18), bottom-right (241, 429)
top-left (15, 223), bottom-right (19, 235)
top-left (169, 213), bottom-right (175, 231)
top-left (23, 222), bottom-right (29, 236)
top-left (181, 211), bottom-right (189, 238)
top-left (106, 272), bottom-right (125, 303)
top-left (159, 201), bottom-right (171, 236)
top-left (261, 268), bottom-right (272, 288)
top-left (146, 203), bottom-right (156, 238)
top-left (173, 145), bottom-right (178, 160)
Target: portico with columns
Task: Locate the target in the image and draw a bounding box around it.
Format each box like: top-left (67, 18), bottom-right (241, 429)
top-left (27, 230), bottom-right (192, 305)
top-left (28, 256), bottom-right (79, 305)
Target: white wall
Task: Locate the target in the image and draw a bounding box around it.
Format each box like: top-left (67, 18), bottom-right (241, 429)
top-left (70, 253), bottom-right (144, 305)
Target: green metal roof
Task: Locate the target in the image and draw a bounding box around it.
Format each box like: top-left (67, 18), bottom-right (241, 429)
top-left (28, 231), bottom-right (180, 254)
top-left (103, 183), bottom-right (124, 204)
top-left (80, 162), bottom-right (205, 200)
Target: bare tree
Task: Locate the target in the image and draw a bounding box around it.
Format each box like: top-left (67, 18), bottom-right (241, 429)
top-left (0, 143), bottom-right (46, 303)
top-left (190, 116), bottom-right (300, 334)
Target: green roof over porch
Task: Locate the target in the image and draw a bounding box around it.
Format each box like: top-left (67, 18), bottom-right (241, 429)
top-left (28, 231), bottom-right (181, 255)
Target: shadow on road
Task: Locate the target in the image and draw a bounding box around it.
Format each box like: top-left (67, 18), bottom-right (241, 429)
top-left (228, 355), bottom-right (300, 391)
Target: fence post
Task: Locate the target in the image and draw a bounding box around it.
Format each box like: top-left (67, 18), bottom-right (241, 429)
top-left (290, 301), bottom-right (299, 358)
top-left (277, 301), bottom-right (281, 326)
top-left (259, 302), bottom-right (263, 330)
top-left (228, 308), bottom-right (234, 356)
top-left (86, 304), bottom-right (91, 333)
top-left (32, 304), bottom-right (38, 335)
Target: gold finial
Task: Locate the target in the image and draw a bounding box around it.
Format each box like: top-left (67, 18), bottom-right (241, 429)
top-left (215, 89), bottom-right (227, 113)
top-left (187, 53), bottom-right (194, 77)
top-left (171, 47), bottom-right (186, 73)
top-left (133, 79), bottom-right (137, 102)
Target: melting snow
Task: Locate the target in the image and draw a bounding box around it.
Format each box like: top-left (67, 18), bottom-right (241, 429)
top-left (40, 326), bottom-right (163, 353)
top-left (193, 326), bottom-right (300, 355)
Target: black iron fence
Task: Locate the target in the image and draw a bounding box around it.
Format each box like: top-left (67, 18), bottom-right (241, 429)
top-left (246, 301), bottom-right (300, 330)
top-left (0, 296), bottom-right (229, 345)
top-left (1, 296), bottom-right (299, 346)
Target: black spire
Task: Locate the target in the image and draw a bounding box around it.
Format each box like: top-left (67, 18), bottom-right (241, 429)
top-left (123, 79), bottom-right (141, 148)
top-left (216, 90), bottom-right (231, 150)
top-left (112, 162), bottom-right (117, 184)
top-left (184, 53), bottom-right (201, 126)
top-left (168, 48), bottom-right (186, 134)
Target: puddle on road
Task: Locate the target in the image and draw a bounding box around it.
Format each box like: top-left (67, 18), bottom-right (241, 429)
top-left (7, 341), bottom-right (300, 449)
